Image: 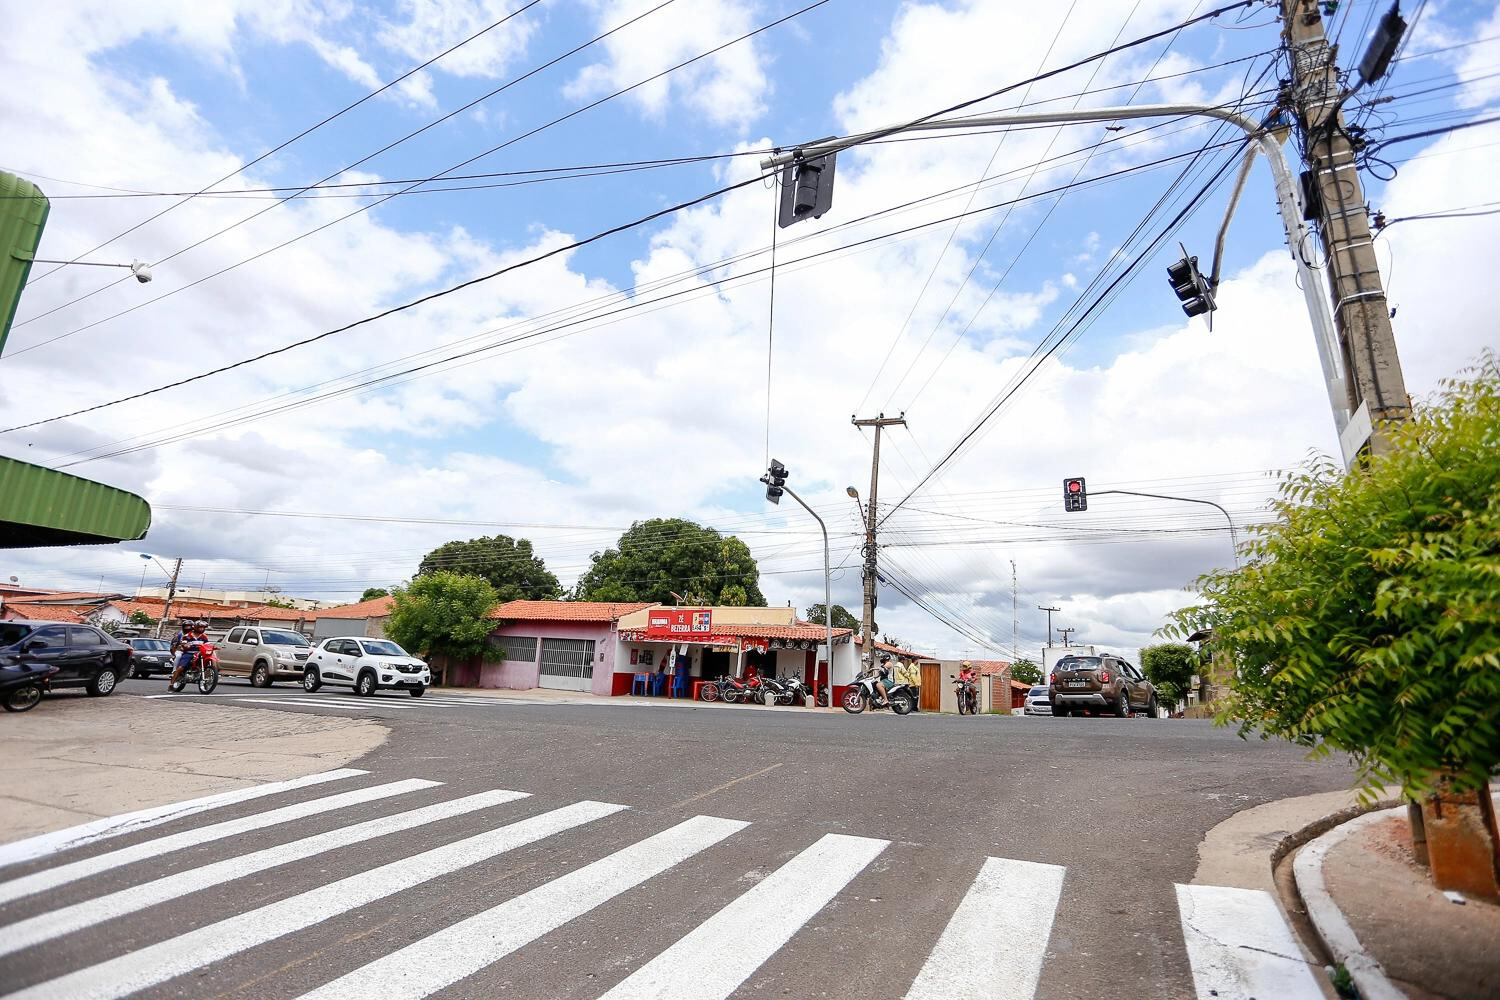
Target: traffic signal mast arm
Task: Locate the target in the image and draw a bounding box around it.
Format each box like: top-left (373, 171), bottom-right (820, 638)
top-left (763, 101), bottom-right (1352, 461)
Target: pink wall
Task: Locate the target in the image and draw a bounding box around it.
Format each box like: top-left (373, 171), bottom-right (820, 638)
top-left (483, 620), bottom-right (619, 695)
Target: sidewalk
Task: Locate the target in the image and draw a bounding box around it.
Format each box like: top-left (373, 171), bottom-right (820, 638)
top-left (0, 694), bottom-right (386, 844)
top-left (1298, 800), bottom-right (1500, 1000)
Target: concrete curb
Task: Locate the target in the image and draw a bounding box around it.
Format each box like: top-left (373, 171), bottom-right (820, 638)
top-left (1292, 806), bottom-right (1408, 1000)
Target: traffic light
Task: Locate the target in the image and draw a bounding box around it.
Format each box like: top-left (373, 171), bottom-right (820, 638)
top-left (762, 459), bottom-right (788, 505)
top-left (1166, 254), bottom-right (1215, 318)
top-left (777, 148), bottom-right (837, 229)
top-left (1063, 477), bottom-right (1087, 513)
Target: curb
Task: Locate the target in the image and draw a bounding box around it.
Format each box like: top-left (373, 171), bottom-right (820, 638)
top-left (1292, 805), bottom-right (1408, 1000)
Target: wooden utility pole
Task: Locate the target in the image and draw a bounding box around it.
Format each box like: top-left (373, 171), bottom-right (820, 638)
top-left (1037, 605), bottom-right (1060, 648)
top-left (1057, 627), bottom-right (1076, 648)
top-left (851, 413), bottom-right (906, 665)
top-left (1281, 0), bottom-right (1410, 458)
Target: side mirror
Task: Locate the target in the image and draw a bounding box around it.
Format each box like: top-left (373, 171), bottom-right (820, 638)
top-left (22, 640), bottom-right (44, 653)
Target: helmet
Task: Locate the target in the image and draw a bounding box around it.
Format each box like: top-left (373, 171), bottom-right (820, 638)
top-left (195, 620), bottom-right (208, 629)
top-left (961, 660), bottom-right (972, 668)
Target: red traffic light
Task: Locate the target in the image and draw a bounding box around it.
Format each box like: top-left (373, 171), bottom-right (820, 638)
top-left (1063, 477), bottom-right (1087, 512)
top-left (1066, 479), bottom-right (1082, 493)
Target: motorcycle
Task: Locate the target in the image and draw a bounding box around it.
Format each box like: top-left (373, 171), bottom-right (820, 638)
top-left (816, 683), bottom-right (830, 708)
top-left (841, 671), bottom-right (914, 715)
top-left (757, 675), bottom-right (795, 706)
top-left (954, 677), bottom-right (979, 715)
top-left (1, 662), bottom-right (58, 713)
top-left (703, 674), bottom-right (751, 704)
top-left (167, 643), bottom-right (220, 695)
top-left (776, 676), bottom-right (814, 706)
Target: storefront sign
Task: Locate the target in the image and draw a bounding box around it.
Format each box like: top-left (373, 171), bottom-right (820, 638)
top-left (645, 608), bottom-right (713, 638)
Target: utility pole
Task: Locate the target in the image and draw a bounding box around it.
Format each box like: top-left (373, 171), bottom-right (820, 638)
top-left (1058, 627), bottom-right (1076, 648)
top-left (1037, 605), bottom-right (1060, 648)
top-left (1010, 560), bottom-right (1019, 664)
top-left (1282, 0), bottom-right (1410, 458)
top-left (851, 413), bottom-right (906, 663)
top-left (156, 558), bottom-right (182, 638)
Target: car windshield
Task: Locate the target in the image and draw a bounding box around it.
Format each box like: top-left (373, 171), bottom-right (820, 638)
top-left (360, 640), bottom-right (407, 656)
top-left (1058, 656), bottom-right (1102, 670)
top-left (131, 639), bottom-right (170, 651)
top-left (1029, 687), bottom-right (1049, 696)
top-left (263, 631), bottom-right (309, 646)
top-left (0, 623), bottom-right (36, 647)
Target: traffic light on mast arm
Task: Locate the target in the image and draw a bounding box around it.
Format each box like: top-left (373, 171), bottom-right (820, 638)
top-left (776, 146), bottom-right (837, 229)
top-left (761, 459), bottom-right (788, 505)
top-left (1166, 253), bottom-right (1215, 318)
top-left (1063, 477), bottom-right (1087, 513)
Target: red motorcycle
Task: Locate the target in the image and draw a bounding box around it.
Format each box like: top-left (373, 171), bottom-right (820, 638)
top-left (168, 643), bottom-right (220, 694)
top-left (701, 674), bottom-right (754, 703)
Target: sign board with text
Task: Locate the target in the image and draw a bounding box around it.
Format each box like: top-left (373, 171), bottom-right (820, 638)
top-left (644, 608), bottom-right (713, 639)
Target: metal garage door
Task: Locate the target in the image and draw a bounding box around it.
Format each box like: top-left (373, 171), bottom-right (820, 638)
top-left (538, 638), bottom-right (595, 691)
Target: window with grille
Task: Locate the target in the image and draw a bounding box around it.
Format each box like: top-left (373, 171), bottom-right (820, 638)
top-left (539, 638), bottom-right (595, 680)
top-left (491, 635), bottom-right (538, 663)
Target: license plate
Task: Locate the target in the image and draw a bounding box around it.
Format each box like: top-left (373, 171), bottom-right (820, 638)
top-left (1066, 679), bottom-right (1087, 688)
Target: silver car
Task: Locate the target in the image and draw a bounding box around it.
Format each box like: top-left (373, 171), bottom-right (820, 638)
top-left (1024, 685), bottom-right (1053, 715)
top-left (218, 627), bottom-right (313, 687)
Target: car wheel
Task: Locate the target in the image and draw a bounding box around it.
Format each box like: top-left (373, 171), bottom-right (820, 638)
top-left (302, 667), bottom-right (322, 693)
top-left (87, 667), bottom-right (119, 697)
top-left (125, 661), bottom-right (137, 680)
top-left (251, 663), bottom-right (271, 688)
top-left (408, 686), bottom-right (425, 698)
top-left (356, 671), bottom-right (377, 697)
top-left (1145, 695), bottom-right (1159, 718)
top-left (3, 683), bottom-right (44, 712)
top-left (1114, 689), bottom-right (1130, 718)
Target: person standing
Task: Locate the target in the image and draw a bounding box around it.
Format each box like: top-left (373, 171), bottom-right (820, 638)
top-left (898, 656), bottom-right (921, 712)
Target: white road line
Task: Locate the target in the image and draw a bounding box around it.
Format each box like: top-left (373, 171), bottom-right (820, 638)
top-left (0, 777), bottom-right (437, 907)
top-left (1175, 884), bottom-right (1325, 1000)
top-left (0, 788), bottom-right (529, 958)
top-left (598, 833), bottom-right (889, 1000)
top-left (0, 768), bottom-right (365, 870)
top-left (904, 857), bottom-right (1066, 1000)
top-left (238, 697), bottom-right (416, 712)
top-left (298, 814), bottom-right (750, 1000)
top-left (3, 799), bottom-right (626, 1000)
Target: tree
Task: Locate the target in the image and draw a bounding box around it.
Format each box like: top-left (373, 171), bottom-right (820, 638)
top-left (386, 572), bottom-right (502, 664)
top-left (1011, 658), bottom-right (1042, 685)
top-left (1164, 353), bottom-right (1500, 899)
top-left (805, 604), bottom-right (866, 632)
top-left (416, 536), bottom-right (561, 602)
top-left (573, 519), bottom-right (766, 606)
top-left (1140, 643), bottom-right (1195, 710)
top-left (128, 610), bottom-right (154, 626)
top-left (261, 596), bottom-right (295, 609)
top-left (360, 587), bottom-right (389, 602)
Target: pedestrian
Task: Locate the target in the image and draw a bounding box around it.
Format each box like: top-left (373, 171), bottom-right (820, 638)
top-left (899, 657), bottom-right (921, 712)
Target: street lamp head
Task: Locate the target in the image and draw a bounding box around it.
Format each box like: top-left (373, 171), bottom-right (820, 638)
top-left (130, 260), bottom-right (152, 284)
top-left (139, 553), bottom-right (151, 560)
top-left (846, 486), bottom-right (859, 499)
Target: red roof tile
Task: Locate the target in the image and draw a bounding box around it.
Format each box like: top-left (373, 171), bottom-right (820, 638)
top-left (851, 635), bottom-right (933, 659)
top-left (315, 595), bottom-right (396, 619)
top-left (0, 603), bottom-right (90, 622)
top-left (490, 600), bottom-right (656, 623)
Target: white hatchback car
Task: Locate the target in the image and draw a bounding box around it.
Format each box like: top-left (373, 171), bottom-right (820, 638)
top-left (303, 637), bottom-right (430, 697)
top-left (1024, 685), bottom-right (1053, 715)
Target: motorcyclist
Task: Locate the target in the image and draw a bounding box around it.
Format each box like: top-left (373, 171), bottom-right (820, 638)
top-left (957, 661), bottom-right (978, 712)
top-left (872, 653), bottom-right (893, 706)
top-left (168, 620), bottom-right (208, 688)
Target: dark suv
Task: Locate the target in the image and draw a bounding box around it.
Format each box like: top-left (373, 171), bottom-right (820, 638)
top-left (1049, 653), bottom-right (1158, 718)
top-left (0, 621), bottom-right (131, 697)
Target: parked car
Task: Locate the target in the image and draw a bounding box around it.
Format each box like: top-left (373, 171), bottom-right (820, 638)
top-left (303, 637), bottom-right (430, 697)
top-left (1049, 653), bottom-right (1158, 718)
top-left (0, 621), bottom-right (129, 698)
top-left (124, 637), bottom-right (174, 678)
top-left (217, 627), bottom-right (313, 687)
top-left (1024, 685), bottom-right (1053, 715)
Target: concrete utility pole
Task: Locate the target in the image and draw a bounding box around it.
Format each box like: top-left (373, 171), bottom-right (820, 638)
top-left (1010, 559), bottom-right (1019, 663)
top-left (1038, 605), bottom-right (1060, 648)
top-left (1058, 627), bottom-right (1076, 648)
top-left (156, 558), bottom-right (182, 638)
top-left (1281, 0), bottom-right (1411, 458)
top-left (851, 413), bottom-right (906, 663)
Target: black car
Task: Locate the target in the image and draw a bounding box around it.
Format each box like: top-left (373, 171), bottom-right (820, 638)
top-left (124, 636), bottom-right (174, 678)
top-left (0, 621), bottom-right (131, 698)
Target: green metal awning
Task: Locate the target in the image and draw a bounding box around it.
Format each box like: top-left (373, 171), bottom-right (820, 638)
top-left (0, 455), bottom-right (151, 547)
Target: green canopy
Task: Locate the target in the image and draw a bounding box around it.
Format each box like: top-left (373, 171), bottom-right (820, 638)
top-left (0, 454), bottom-right (151, 547)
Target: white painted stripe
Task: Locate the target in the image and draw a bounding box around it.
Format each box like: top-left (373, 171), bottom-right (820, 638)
top-left (4, 799), bottom-right (625, 1000)
top-left (299, 814), bottom-right (749, 1000)
top-left (0, 769), bottom-right (365, 870)
top-left (0, 778), bottom-right (437, 907)
top-left (236, 697), bottom-right (415, 712)
top-left (599, 833), bottom-right (888, 1000)
top-left (0, 788), bottom-right (529, 958)
top-left (904, 857), bottom-right (1066, 1000)
top-left (1175, 884), bottom-right (1325, 1000)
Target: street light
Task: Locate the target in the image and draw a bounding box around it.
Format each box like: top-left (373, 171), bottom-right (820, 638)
top-left (32, 258), bottom-right (152, 283)
top-left (760, 461), bottom-right (833, 701)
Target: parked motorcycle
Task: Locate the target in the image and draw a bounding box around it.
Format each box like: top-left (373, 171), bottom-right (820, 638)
top-left (167, 643), bottom-right (220, 695)
top-left (954, 677), bottom-right (979, 715)
top-left (816, 683), bottom-right (830, 708)
top-left (703, 674), bottom-right (751, 704)
top-left (1, 662), bottom-right (58, 713)
top-left (777, 676), bottom-right (814, 706)
top-left (841, 671), bottom-right (914, 715)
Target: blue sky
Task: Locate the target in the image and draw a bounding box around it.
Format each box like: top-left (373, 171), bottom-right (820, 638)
top-left (3, 0), bottom-right (1497, 658)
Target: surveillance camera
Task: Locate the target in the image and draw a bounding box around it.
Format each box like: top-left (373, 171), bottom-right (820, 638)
top-left (130, 260), bottom-right (152, 284)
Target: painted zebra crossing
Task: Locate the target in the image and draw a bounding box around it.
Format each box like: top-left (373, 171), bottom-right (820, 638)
top-left (0, 769), bottom-right (1327, 1000)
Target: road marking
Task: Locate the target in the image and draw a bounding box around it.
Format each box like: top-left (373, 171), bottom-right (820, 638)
top-left (0, 788), bottom-right (529, 957)
top-left (0, 778), bottom-right (437, 907)
top-left (904, 857), bottom-right (1066, 1000)
top-left (1175, 884), bottom-right (1325, 1000)
top-left (0, 768), bottom-right (365, 870)
top-left (3, 799), bottom-right (626, 1000)
top-left (238, 697), bottom-right (417, 711)
top-left (298, 814), bottom-right (750, 1000)
top-left (598, 833), bottom-right (889, 1000)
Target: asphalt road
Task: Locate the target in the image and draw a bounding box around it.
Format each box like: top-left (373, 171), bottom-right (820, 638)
top-left (0, 679), bottom-right (1355, 1000)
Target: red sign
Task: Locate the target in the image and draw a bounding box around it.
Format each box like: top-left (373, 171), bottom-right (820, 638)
top-left (645, 608), bottom-right (713, 638)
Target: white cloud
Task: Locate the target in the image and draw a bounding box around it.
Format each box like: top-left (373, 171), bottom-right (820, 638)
top-left (378, 0), bottom-right (539, 80)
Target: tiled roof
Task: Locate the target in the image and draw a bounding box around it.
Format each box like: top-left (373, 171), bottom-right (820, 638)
top-left (315, 595), bottom-right (396, 619)
top-left (490, 600), bottom-right (656, 623)
top-left (966, 659), bottom-right (1012, 676)
top-left (15, 591), bottom-right (118, 604)
top-left (0, 603), bottom-right (90, 622)
top-left (240, 605), bottom-right (311, 621)
top-left (852, 635), bottom-right (932, 659)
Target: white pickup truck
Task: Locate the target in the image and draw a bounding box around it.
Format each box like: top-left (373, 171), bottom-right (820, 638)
top-left (217, 626), bottom-right (314, 687)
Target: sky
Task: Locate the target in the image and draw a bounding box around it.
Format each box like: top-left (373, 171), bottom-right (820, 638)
top-left (1, 0), bottom-right (1496, 663)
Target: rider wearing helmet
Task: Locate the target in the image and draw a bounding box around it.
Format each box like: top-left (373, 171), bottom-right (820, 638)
top-left (168, 620), bottom-right (208, 688)
top-left (873, 652), bottom-right (894, 706)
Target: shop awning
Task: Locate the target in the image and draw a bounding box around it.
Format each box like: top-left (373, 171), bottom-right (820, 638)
top-left (0, 455), bottom-right (151, 547)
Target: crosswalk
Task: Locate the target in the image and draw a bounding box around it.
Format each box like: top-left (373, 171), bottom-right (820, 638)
top-left (0, 768), bottom-right (1329, 1000)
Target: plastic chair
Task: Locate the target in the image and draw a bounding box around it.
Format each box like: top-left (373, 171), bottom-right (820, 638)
top-left (671, 671), bottom-right (689, 698)
top-left (650, 672), bottom-right (667, 696)
top-left (631, 672), bottom-right (650, 696)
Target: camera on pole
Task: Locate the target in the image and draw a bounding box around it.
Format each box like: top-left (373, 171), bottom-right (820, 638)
top-left (1166, 249), bottom-right (1215, 318)
top-left (777, 144), bottom-right (837, 229)
top-left (761, 459), bottom-right (788, 505)
top-left (1063, 477), bottom-right (1088, 513)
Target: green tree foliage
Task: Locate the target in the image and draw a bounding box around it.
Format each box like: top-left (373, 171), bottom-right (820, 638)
top-left (1140, 643), bottom-right (1196, 709)
top-left (416, 536), bottom-right (561, 602)
top-left (573, 519), bottom-right (766, 606)
top-left (1011, 658), bottom-right (1042, 685)
top-left (1163, 353), bottom-right (1500, 800)
top-left (360, 587), bottom-right (390, 602)
top-left (805, 604), bottom-right (865, 632)
top-left (128, 610), bottom-right (154, 626)
top-left (386, 572), bottom-right (502, 663)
